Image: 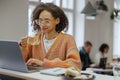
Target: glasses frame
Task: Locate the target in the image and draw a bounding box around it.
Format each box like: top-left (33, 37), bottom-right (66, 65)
top-left (35, 18), bottom-right (55, 25)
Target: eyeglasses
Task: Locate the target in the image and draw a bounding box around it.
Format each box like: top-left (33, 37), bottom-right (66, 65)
top-left (35, 18), bottom-right (54, 25)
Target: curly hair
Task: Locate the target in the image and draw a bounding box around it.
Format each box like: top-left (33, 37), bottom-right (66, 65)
top-left (31, 2), bottom-right (68, 33)
top-left (99, 43), bottom-right (109, 53)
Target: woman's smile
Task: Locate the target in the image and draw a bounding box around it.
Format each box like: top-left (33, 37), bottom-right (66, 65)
top-left (41, 27), bottom-right (48, 31)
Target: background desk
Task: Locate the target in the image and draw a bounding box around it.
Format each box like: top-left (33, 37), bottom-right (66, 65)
top-left (0, 68), bottom-right (114, 80)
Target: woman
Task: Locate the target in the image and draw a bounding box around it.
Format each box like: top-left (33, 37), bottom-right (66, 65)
top-left (19, 3), bottom-right (81, 70)
top-left (94, 43), bottom-right (109, 66)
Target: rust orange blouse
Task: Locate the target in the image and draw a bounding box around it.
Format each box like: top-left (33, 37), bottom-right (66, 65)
top-left (20, 32), bottom-right (81, 70)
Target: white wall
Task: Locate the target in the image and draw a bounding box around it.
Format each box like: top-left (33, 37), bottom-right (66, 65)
top-left (0, 0), bottom-right (28, 41)
top-left (84, 0), bottom-right (114, 62)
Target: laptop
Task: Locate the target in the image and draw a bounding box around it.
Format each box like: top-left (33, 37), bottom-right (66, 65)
top-left (99, 57), bottom-right (107, 69)
top-left (0, 40), bottom-right (41, 73)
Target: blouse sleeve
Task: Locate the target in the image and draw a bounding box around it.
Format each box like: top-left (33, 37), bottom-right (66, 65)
top-left (94, 53), bottom-right (100, 65)
top-left (42, 35), bottom-right (81, 70)
top-left (19, 43), bottom-right (32, 62)
top-left (19, 33), bottom-right (40, 62)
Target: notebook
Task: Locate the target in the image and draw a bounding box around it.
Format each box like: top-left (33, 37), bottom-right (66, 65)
top-left (40, 68), bottom-right (66, 76)
top-left (0, 40), bottom-right (40, 73)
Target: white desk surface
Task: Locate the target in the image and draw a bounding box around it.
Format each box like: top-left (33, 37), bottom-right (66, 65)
top-left (0, 68), bottom-right (63, 80)
top-left (0, 68), bottom-right (114, 80)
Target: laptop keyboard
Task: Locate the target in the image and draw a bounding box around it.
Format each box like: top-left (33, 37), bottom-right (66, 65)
top-left (27, 65), bottom-right (40, 70)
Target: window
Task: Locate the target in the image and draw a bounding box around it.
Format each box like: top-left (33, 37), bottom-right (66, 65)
top-left (54, 0), bottom-right (60, 6)
top-left (28, 5), bottom-right (36, 36)
top-left (41, 0), bottom-right (54, 3)
top-left (62, 0), bottom-right (74, 9)
top-left (64, 11), bottom-right (73, 35)
top-left (62, 0), bottom-right (74, 35)
top-left (113, 0), bottom-right (120, 58)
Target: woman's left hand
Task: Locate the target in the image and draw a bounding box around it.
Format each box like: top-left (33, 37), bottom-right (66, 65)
top-left (26, 58), bottom-right (43, 66)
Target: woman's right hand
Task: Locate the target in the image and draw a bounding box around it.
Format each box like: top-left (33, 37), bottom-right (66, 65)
top-left (19, 36), bottom-right (28, 46)
top-left (26, 58), bottom-right (43, 66)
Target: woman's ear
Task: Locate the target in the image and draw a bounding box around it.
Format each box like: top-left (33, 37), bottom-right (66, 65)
top-left (55, 18), bottom-right (60, 25)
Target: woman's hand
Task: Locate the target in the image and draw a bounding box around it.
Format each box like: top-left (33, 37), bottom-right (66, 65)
top-left (26, 58), bottom-right (43, 66)
top-left (19, 36), bottom-right (28, 46)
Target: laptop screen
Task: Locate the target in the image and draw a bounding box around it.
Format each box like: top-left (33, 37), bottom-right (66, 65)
top-left (99, 57), bottom-right (107, 69)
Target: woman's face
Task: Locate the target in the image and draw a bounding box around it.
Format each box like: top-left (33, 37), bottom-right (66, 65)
top-left (104, 48), bottom-right (109, 54)
top-left (38, 10), bottom-right (60, 33)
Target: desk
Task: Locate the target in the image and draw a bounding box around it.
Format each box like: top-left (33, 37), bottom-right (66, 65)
top-left (0, 68), bottom-right (114, 80)
top-left (0, 68), bottom-right (63, 80)
top-left (87, 68), bottom-right (113, 75)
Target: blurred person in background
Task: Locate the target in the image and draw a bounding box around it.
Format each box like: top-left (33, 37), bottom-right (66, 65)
top-left (79, 41), bottom-right (97, 70)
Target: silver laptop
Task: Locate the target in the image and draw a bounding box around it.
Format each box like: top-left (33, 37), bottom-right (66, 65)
top-left (0, 41), bottom-right (41, 73)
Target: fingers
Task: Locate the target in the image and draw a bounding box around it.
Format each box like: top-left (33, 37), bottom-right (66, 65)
top-left (20, 36), bottom-right (28, 46)
top-left (26, 58), bottom-right (35, 66)
top-left (27, 37), bottom-right (34, 45)
top-left (26, 58), bottom-right (43, 66)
